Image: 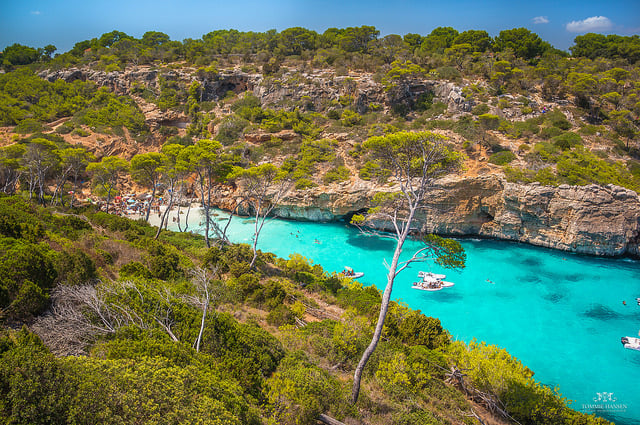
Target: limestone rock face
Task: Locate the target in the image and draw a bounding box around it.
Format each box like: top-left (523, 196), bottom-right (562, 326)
top-left (230, 175), bottom-right (639, 257)
top-left (477, 181), bottom-right (640, 256)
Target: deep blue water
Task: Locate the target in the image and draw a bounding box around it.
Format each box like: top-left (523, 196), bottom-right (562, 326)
top-left (152, 208), bottom-right (640, 423)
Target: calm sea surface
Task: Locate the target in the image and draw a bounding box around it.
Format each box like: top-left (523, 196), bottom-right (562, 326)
top-left (152, 207), bottom-right (640, 424)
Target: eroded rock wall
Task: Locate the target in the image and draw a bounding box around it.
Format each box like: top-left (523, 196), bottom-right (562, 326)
top-left (240, 175), bottom-right (639, 257)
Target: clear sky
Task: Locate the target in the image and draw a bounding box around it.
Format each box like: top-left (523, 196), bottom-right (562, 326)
top-left (1, 0), bottom-right (639, 53)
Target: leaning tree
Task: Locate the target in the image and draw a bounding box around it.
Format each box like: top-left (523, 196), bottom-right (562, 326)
top-left (350, 130), bottom-right (466, 403)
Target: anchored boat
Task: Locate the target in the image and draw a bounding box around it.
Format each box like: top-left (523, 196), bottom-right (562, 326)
top-left (341, 266), bottom-right (364, 279)
top-left (621, 336), bottom-right (640, 351)
top-left (412, 271), bottom-right (455, 291)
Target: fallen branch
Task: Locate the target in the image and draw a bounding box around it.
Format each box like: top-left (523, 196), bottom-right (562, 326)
top-left (317, 414), bottom-right (346, 425)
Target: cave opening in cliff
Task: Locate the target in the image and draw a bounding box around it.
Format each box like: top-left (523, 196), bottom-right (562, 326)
top-left (343, 209), bottom-right (368, 224)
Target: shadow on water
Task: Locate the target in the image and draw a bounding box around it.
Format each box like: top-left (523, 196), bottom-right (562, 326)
top-left (582, 304), bottom-right (622, 321)
top-left (520, 256), bottom-right (543, 268)
top-left (521, 274), bottom-right (542, 284)
top-left (543, 292), bottom-right (565, 303)
top-left (419, 290), bottom-right (464, 303)
top-left (345, 232), bottom-right (396, 253)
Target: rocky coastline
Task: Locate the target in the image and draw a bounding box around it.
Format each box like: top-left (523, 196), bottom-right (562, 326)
top-left (214, 175), bottom-right (640, 258)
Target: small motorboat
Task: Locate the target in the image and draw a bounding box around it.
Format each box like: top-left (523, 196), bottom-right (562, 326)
top-left (418, 271), bottom-right (446, 280)
top-left (412, 279), bottom-right (443, 291)
top-left (341, 266), bottom-right (364, 279)
top-left (413, 271), bottom-right (454, 291)
top-left (621, 336), bottom-right (640, 351)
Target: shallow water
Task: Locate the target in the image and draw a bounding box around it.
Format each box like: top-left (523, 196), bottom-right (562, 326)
top-left (152, 208), bottom-right (640, 423)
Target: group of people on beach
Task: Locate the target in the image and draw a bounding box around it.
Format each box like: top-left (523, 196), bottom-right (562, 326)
top-left (96, 194), bottom-right (165, 217)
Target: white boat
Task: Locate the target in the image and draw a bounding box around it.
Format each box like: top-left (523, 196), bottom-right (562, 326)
top-left (412, 279), bottom-right (443, 291)
top-left (341, 267), bottom-right (364, 279)
top-left (621, 336), bottom-right (640, 351)
top-left (418, 271), bottom-right (446, 280)
top-left (413, 271), bottom-right (454, 291)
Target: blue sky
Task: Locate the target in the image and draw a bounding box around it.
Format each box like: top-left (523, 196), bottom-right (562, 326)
top-left (1, 0), bottom-right (639, 53)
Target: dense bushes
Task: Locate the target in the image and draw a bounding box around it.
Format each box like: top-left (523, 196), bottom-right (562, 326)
top-left (0, 69), bottom-right (95, 126)
top-left (0, 328), bottom-right (259, 425)
top-left (266, 351), bottom-right (344, 425)
top-left (0, 238), bottom-right (57, 319)
top-left (203, 312), bottom-right (285, 399)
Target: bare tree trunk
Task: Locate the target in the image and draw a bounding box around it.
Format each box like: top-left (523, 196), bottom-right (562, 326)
top-left (183, 199), bottom-right (192, 232)
top-left (351, 231), bottom-right (406, 403)
top-left (191, 267), bottom-right (212, 353)
top-left (144, 184), bottom-right (156, 222)
top-left (155, 192), bottom-right (174, 240)
top-left (249, 201), bottom-right (262, 269)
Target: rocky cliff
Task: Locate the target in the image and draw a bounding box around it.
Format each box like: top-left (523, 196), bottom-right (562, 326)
top-left (38, 67), bottom-right (471, 116)
top-left (225, 175), bottom-right (640, 257)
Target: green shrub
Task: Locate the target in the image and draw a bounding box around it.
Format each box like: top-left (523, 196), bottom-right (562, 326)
top-left (203, 312), bottom-right (285, 398)
top-left (119, 261), bottom-right (152, 279)
top-left (326, 109), bottom-right (341, 120)
top-left (531, 142), bottom-right (561, 162)
top-left (489, 150), bottom-right (516, 165)
top-left (267, 305), bottom-right (296, 327)
top-left (95, 248), bottom-right (113, 265)
top-left (384, 303), bottom-right (450, 349)
top-left (9, 280), bottom-right (49, 318)
top-left (340, 109), bottom-right (362, 126)
top-left (266, 351), bottom-right (342, 425)
top-left (147, 249), bottom-right (181, 280)
top-left (55, 248), bottom-right (97, 285)
top-left (74, 90), bottom-right (147, 134)
top-left (0, 238), bottom-right (57, 319)
top-left (0, 329), bottom-right (72, 424)
top-left (216, 115), bottom-right (249, 145)
top-left (14, 118), bottom-right (45, 134)
top-left (628, 160), bottom-right (640, 178)
top-left (506, 120), bottom-right (539, 139)
top-left (447, 340), bottom-right (608, 425)
top-left (547, 110), bottom-right (571, 130)
top-left (539, 126), bottom-right (564, 139)
top-left (551, 132), bottom-right (582, 150)
top-left (71, 128), bottom-right (90, 137)
top-left (471, 103), bottom-right (490, 115)
top-left (435, 66), bottom-right (461, 81)
top-left (336, 285), bottom-right (381, 318)
top-left (249, 280), bottom-right (287, 310)
top-left (295, 178), bottom-right (316, 190)
top-left (323, 166), bottom-right (350, 184)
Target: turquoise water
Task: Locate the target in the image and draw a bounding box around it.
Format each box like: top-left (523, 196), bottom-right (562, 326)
top-left (154, 208), bottom-right (640, 423)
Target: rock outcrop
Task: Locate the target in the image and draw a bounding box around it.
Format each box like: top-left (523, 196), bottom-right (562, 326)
top-left (223, 175), bottom-right (639, 257)
top-left (38, 67), bottom-right (471, 116)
